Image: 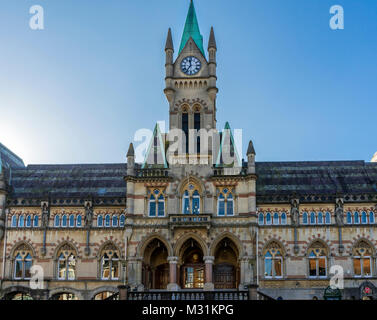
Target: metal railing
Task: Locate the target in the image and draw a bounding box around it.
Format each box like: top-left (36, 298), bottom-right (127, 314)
top-left (128, 291), bottom-right (249, 301)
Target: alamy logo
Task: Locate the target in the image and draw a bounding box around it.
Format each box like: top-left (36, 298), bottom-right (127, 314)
top-left (29, 5), bottom-right (44, 30)
top-left (329, 265), bottom-right (344, 290)
top-left (29, 265), bottom-right (44, 290)
top-left (329, 5), bottom-right (344, 30)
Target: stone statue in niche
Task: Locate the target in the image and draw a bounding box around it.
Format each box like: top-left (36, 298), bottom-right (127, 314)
top-left (290, 198), bottom-right (300, 227)
top-left (84, 201), bottom-right (93, 229)
top-left (41, 202), bottom-right (49, 228)
top-left (335, 198), bottom-right (344, 226)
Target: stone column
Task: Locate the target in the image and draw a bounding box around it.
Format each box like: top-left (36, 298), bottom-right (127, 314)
top-left (167, 256), bottom-right (179, 291)
top-left (239, 256), bottom-right (253, 290)
top-left (204, 256), bottom-right (215, 291)
top-left (248, 284), bottom-right (259, 300)
top-left (118, 285), bottom-right (129, 300)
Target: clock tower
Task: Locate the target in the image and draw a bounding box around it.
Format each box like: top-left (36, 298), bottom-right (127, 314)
top-left (164, 0), bottom-right (218, 154)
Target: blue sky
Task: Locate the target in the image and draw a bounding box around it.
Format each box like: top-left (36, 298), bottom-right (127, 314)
top-left (0, 0), bottom-right (376, 165)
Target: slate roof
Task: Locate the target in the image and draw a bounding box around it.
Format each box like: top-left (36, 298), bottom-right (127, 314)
top-left (6, 160), bottom-right (377, 202)
top-left (9, 164), bottom-right (127, 199)
top-left (255, 160), bottom-right (377, 196)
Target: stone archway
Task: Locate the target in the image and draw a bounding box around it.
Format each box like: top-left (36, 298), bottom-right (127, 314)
top-left (142, 238), bottom-right (170, 290)
top-left (178, 238), bottom-right (205, 289)
top-left (213, 237), bottom-right (240, 289)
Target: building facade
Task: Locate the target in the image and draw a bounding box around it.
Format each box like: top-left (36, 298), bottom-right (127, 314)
top-left (0, 1), bottom-right (376, 300)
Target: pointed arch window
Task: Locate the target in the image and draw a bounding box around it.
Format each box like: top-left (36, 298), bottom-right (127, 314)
top-left (13, 245), bottom-right (33, 280)
top-left (353, 241), bottom-right (373, 278)
top-left (100, 244), bottom-right (120, 280)
top-left (26, 215), bottom-right (32, 228)
top-left (11, 215), bottom-right (18, 228)
top-left (264, 242), bottom-right (283, 279)
top-left (181, 184), bottom-right (201, 215)
top-left (33, 215), bottom-right (39, 227)
top-left (105, 214), bottom-right (111, 227)
top-left (258, 213), bottom-right (264, 225)
top-left (69, 214), bottom-right (75, 228)
top-left (273, 212), bottom-right (279, 225)
top-left (302, 212), bottom-right (308, 225)
top-left (266, 212), bottom-right (272, 225)
top-left (182, 190), bottom-right (190, 214)
top-left (346, 212), bottom-right (352, 224)
top-left (361, 211), bottom-right (367, 224)
top-left (76, 215), bottom-right (82, 227)
top-left (54, 215), bottom-right (60, 227)
top-left (217, 188), bottom-right (234, 216)
top-left (112, 215), bottom-right (118, 227)
top-left (18, 215), bottom-right (25, 228)
top-left (281, 212), bottom-right (287, 225)
top-left (308, 242), bottom-right (327, 278)
top-left (57, 245), bottom-right (76, 280)
top-left (192, 190), bottom-right (200, 214)
top-left (354, 212), bottom-right (360, 224)
top-left (149, 189), bottom-right (165, 217)
top-left (310, 212), bottom-right (316, 225)
top-left (119, 214), bottom-right (125, 227)
top-left (369, 211), bottom-right (375, 224)
top-left (97, 215), bottom-right (103, 227)
top-left (325, 212), bottom-right (331, 224)
top-left (318, 212), bottom-right (323, 225)
top-left (62, 215), bottom-right (68, 228)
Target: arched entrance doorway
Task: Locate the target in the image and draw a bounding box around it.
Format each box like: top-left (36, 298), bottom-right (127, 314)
top-left (179, 238), bottom-right (205, 289)
top-left (142, 239), bottom-right (169, 289)
top-left (213, 237), bottom-right (239, 289)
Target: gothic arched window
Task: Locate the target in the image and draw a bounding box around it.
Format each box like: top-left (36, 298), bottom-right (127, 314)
top-left (217, 188), bottom-right (234, 216)
top-left (308, 242), bottom-right (327, 278)
top-left (325, 212), bottom-right (331, 224)
top-left (62, 215), bottom-right (68, 228)
top-left (69, 214), bottom-right (75, 228)
top-left (54, 215), bottom-right (60, 227)
top-left (100, 244), bottom-right (120, 280)
top-left (281, 212), bottom-right (287, 225)
top-left (119, 214), bottom-right (125, 227)
top-left (57, 244), bottom-right (76, 280)
top-left (266, 212), bottom-right (272, 225)
top-left (273, 212), bottom-right (279, 225)
top-left (76, 215), bottom-right (82, 227)
top-left (33, 215), bottom-right (39, 227)
top-left (264, 242), bottom-right (283, 279)
top-left (346, 212), bottom-right (352, 224)
top-left (26, 215), bottom-right (32, 228)
top-left (13, 244), bottom-right (33, 280)
top-left (258, 213), bottom-right (264, 225)
top-left (302, 212), bottom-right (308, 225)
top-left (354, 212), bottom-right (360, 224)
top-left (181, 183), bottom-right (201, 215)
top-left (318, 212), bottom-right (323, 225)
top-left (105, 214), bottom-right (111, 227)
top-left (361, 211), bottom-right (367, 224)
top-left (11, 215), bottom-right (18, 228)
top-left (18, 215), bottom-right (25, 228)
top-left (353, 241), bottom-right (373, 278)
top-left (310, 212), bottom-right (316, 225)
top-left (97, 215), bottom-right (103, 227)
top-left (149, 189), bottom-right (165, 217)
top-left (112, 215), bottom-right (118, 227)
top-left (370, 211), bottom-right (375, 224)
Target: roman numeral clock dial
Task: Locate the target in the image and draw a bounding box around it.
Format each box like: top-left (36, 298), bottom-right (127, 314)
top-left (180, 56), bottom-right (202, 75)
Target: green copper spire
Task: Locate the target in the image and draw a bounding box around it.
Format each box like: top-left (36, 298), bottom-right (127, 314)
top-left (179, 0), bottom-right (205, 56)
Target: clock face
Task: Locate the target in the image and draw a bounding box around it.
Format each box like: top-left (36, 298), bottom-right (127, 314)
top-left (180, 56), bottom-right (202, 75)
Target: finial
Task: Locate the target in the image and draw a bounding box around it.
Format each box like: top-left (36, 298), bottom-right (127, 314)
top-left (127, 143), bottom-right (135, 157)
top-left (247, 140), bottom-right (256, 156)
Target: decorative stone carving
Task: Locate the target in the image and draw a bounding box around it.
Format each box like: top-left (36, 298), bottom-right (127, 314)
top-left (84, 201), bottom-right (93, 229)
top-left (290, 198), bottom-right (300, 227)
top-left (41, 201), bottom-right (50, 229)
top-left (335, 198), bottom-right (344, 226)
